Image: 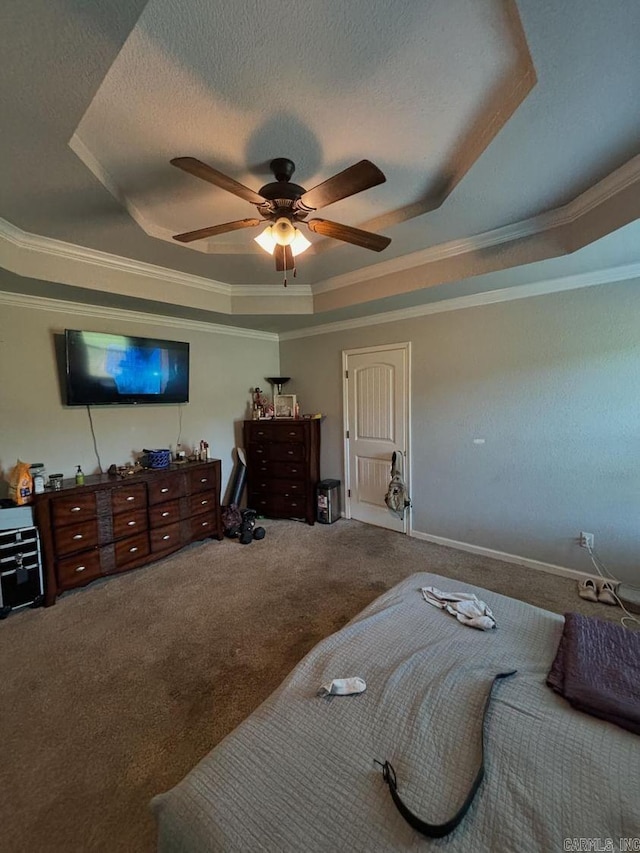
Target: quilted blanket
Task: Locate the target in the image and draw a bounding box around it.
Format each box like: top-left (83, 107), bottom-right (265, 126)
top-left (151, 573), bottom-right (640, 851)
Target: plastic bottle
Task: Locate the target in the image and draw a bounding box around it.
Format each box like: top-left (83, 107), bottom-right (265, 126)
top-left (75, 465), bottom-right (85, 485)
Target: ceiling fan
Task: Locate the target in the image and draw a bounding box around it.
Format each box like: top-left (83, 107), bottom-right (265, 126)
top-left (170, 156), bottom-right (391, 272)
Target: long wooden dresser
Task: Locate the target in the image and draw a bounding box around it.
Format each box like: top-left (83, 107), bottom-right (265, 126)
top-left (243, 419), bottom-right (320, 526)
top-left (34, 460), bottom-right (222, 605)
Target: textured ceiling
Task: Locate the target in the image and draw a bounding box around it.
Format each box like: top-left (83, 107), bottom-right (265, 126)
top-left (1, 0), bottom-right (640, 331)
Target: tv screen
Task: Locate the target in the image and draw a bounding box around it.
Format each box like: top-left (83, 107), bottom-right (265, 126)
top-left (65, 330), bottom-right (189, 405)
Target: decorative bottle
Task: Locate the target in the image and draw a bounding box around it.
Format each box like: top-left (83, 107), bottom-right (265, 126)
top-left (75, 465), bottom-right (85, 485)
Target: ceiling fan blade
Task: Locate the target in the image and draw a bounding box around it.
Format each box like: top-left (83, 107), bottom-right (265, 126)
top-left (307, 218), bottom-right (391, 252)
top-left (275, 245), bottom-right (295, 271)
top-left (298, 160), bottom-right (386, 211)
top-left (171, 157), bottom-right (265, 205)
top-left (172, 218), bottom-right (261, 243)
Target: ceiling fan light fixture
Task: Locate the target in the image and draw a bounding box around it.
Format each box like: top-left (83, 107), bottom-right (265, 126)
top-left (271, 216), bottom-right (296, 246)
top-left (290, 228), bottom-right (311, 257)
top-left (254, 225), bottom-right (276, 254)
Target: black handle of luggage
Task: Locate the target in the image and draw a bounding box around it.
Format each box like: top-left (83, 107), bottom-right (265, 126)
top-left (376, 670), bottom-right (517, 838)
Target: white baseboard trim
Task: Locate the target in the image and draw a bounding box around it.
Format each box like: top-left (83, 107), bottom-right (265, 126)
top-left (410, 529), bottom-right (598, 582)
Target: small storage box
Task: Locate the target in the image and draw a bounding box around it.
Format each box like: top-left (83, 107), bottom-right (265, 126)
top-left (144, 449), bottom-right (172, 469)
top-left (0, 526), bottom-right (44, 617)
top-left (317, 479), bottom-right (341, 524)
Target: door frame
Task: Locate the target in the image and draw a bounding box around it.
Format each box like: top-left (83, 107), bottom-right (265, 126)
top-left (342, 341), bottom-right (412, 534)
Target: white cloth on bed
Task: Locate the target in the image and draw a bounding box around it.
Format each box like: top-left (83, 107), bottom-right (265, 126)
top-left (421, 585), bottom-right (496, 630)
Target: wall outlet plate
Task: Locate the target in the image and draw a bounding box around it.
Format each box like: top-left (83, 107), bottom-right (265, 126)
top-left (579, 531), bottom-right (594, 549)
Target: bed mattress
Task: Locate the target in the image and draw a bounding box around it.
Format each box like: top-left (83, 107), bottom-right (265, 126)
top-left (151, 572), bottom-right (640, 851)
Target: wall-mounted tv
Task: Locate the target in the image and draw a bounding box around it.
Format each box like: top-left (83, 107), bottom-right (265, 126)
top-left (64, 329), bottom-right (189, 405)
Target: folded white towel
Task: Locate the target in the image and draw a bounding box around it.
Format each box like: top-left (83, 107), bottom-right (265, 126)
top-left (317, 677), bottom-right (367, 697)
top-left (421, 586), bottom-right (496, 631)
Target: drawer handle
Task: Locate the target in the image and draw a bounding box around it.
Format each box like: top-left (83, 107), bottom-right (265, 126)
top-left (70, 506), bottom-right (82, 513)
top-left (291, 502), bottom-right (298, 507)
top-left (257, 430), bottom-right (265, 435)
top-left (200, 477), bottom-right (208, 483)
top-left (288, 431), bottom-right (296, 436)
top-left (291, 468), bottom-right (298, 473)
top-left (127, 521), bottom-right (136, 527)
top-left (161, 511), bottom-right (170, 517)
top-left (72, 534), bottom-right (83, 540)
top-left (126, 495), bottom-right (135, 502)
top-left (75, 565), bottom-right (86, 573)
top-left (201, 521), bottom-right (209, 527)
top-left (260, 483), bottom-right (266, 487)
top-left (162, 534), bottom-right (171, 540)
top-left (200, 499), bottom-right (208, 505)
top-left (287, 450), bottom-right (294, 455)
top-left (256, 449), bottom-right (264, 454)
top-left (161, 487), bottom-right (169, 494)
top-left (129, 546), bottom-right (138, 553)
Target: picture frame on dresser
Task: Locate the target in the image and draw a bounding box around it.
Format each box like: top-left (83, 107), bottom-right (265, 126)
top-left (274, 394), bottom-right (296, 418)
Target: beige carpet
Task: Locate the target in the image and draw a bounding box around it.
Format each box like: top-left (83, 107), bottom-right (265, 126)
top-left (0, 519), bottom-right (622, 852)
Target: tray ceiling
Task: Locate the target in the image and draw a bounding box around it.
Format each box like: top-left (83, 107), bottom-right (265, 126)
top-left (1, 0), bottom-right (640, 331)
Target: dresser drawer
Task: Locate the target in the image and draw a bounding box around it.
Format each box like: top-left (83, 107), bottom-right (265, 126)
top-left (189, 511), bottom-right (217, 539)
top-left (148, 499), bottom-right (180, 528)
top-left (253, 460), bottom-right (306, 480)
top-left (114, 532), bottom-right (150, 567)
top-left (269, 443), bottom-right (306, 462)
top-left (111, 484), bottom-right (146, 514)
top-left (56, 549), bottom-right (102, 589)
top-left (246, 422), bottom-right (306, 443)
top-left (188, 466), bottom-right (217, 495)
top-left (150, 521), bottom-right (182, 553)
top-left (251, 479), bottom-right (306, 496)
top-left (112, 508), bottom-right (148, 540)
top-left (188, 490), bottom-right (216, 516)
top-left (148, 475), bottom-right (185, 505)
top-left (51, 492), bottom-right (97, 526)
top-left (54, 518), bottom-right (99, 557)
top-left (249, 493), bottom-right (306, 517)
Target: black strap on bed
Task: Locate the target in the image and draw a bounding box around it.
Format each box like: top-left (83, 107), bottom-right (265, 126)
top-left (376, 670), bottom-right (517, 839)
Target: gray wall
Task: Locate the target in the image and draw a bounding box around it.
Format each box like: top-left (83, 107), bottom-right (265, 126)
top-left (280, 281), bottom-right (640, 583)
top-left (0, 298), bottom-right (279, 501)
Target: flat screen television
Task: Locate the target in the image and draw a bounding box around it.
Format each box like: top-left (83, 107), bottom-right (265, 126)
top-left (64, 329), bottom-right (189, 405)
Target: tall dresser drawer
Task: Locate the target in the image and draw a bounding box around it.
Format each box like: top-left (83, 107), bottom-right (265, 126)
top-left (269, 443), bottom-right (306, 462)
top-left (253, 460), bottom-right (305, 480)
top-left (54, 518), bottom-right (99, 556)
top-left (247, 422), bottom-right (306, 443)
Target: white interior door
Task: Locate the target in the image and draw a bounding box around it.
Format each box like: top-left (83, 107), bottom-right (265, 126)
top-left (343, 343), bottom-right (410, 533)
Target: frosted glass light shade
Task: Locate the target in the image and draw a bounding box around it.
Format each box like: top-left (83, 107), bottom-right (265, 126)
top-left (290, 229), bottom-right (311, 256)
top-left (272, 217), bottom-right (296, 246)
top-left (254, 226), bottom-right (276, 254)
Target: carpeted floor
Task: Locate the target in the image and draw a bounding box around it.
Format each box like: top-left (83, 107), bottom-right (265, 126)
top-left (0, 519), bottom-right (623, 852)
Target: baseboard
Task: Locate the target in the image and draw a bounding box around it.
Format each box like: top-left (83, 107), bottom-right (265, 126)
top-left (410, 529), bottom-right (599, 582)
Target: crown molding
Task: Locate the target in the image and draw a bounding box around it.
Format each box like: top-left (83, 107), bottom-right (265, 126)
top-left (0, 290), bottom-right (278, 341)
top-left (2, 150), bottom-right (639, 316)
top-left (311, 154), bottom-right (640, 295)
top-left (280, 262), bottom-right (640, 340)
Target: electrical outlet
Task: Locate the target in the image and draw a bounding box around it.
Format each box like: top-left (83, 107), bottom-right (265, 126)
top-left (579, 531), bottom-right (594, 549)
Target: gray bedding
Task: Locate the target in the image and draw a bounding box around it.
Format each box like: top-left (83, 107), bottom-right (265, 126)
top-left (151, 572), bottom-right (640, 851)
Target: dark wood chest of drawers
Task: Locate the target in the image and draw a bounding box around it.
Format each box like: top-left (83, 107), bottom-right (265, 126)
top-left (34, 460), bottom-right (222, 605)
top-left (244, 419), bottom-right (320, 525)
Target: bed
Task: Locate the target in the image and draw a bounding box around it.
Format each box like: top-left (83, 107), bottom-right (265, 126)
top-left (151, 572), bottom-right (640, 851)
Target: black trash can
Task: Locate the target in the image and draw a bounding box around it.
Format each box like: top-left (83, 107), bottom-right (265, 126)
top-left (317, 479), bottom-right (341, 524)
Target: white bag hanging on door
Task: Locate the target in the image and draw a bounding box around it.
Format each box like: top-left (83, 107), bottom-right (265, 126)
top-left (385, 451), bottom-right (411, 516)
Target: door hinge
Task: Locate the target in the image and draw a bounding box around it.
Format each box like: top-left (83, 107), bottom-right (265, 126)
top-left (348, 489), bottom-right (351, 498)
top-left (345, 369), bottom-right (348, 379)
top-left (346, 429), bottom-right (349, 439)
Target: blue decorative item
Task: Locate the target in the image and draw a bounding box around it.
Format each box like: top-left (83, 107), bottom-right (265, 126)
top-left (144, 449), bottom-right (171, 469)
